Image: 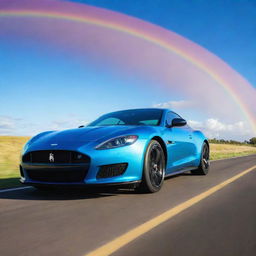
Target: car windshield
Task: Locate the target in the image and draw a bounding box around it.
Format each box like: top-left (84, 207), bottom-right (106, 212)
top-left (88, 109), bottom-right (163, 126)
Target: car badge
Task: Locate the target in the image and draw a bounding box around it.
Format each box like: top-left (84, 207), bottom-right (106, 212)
top-left (51, 143), bottom-right (58, 146)
top-left (49, 153), bottom-right (54, 162)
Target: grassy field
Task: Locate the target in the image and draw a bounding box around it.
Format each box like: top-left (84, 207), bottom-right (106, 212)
top-left (0, 136), bottom-right (256, 189)
top-left (210, 143), bottom-right (256, 160)
top-left (0, 136), bottom-right (30, 189)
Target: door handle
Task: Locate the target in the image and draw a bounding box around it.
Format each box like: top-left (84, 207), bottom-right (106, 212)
top-left (189, 135), bottom-right (192, 139)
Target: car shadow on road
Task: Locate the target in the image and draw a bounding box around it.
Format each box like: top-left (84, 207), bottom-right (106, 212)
top-left (165, 171), bottom-right (194, 180)
top-left (0, 177), bottom-right (21, 190)
top-left (0, 172), bottom-right (197, 201)
top-left (0, 186), bottom-right (126, 201)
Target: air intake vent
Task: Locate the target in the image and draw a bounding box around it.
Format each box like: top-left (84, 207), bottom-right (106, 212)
top-left (26, 166), bottom-right (88, 182)
top-left (97, 163), bottom-right (128, 179)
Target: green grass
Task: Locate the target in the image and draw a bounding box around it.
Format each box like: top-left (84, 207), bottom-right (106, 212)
top-left (0, 136), bottom-right (30, 189)
top-left (0, 136), bottom-right (255, 189)
top-left (210, 143), bottom-right (256, 160)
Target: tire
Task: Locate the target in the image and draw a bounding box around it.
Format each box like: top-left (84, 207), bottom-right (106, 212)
top-left (138, 140), bottom-right (166, 193)
top-left (191, 142), bottom-right (210, 175)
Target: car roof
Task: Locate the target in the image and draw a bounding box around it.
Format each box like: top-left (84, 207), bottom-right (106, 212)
top-left (106, 108), bottom-right (170, 113)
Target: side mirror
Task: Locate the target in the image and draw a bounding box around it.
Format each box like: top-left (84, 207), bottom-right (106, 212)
top-left (168, 118), bottom-right (187, 127)
top-left (78, 125), bottom-right (84, 128)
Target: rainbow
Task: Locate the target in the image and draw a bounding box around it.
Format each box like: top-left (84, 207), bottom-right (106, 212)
top-left (0, 3), bottom-right (255, 133)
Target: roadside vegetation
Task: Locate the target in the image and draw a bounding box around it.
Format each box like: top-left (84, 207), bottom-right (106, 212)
top-left (0, 136), bottom-right (255, 189)
top-left (210, 143), bottom-right (256, 160)
top-left (0, 136), bottom-right (30, 189)
top-left (209, 137), bottom-right (256, 146)
top-left (209, 137), bottom-right (256, 160)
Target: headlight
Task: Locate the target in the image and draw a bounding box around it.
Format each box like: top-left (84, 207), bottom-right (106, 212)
top-left (96, 135), bottom-right (138, 150)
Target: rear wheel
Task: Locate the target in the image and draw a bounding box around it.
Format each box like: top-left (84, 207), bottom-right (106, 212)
top-left (191, 142), bottom-right (210, 175)
top-left (138, 140), bottom-right (165, 193)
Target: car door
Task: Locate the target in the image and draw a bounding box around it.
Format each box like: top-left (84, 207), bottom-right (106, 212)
top-left (164, 112), bottom-right (195, 173)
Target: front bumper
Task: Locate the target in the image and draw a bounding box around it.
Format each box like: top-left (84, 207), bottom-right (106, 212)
top-left (20, 139), bottom-right (147, 186)
top-left (20, 179), bottom-right (141, 188)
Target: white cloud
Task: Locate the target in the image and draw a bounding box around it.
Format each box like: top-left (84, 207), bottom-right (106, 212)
top-left (0, 116), bottom-right (18, 134)
top-left (0, 114), bottom-right (89, 136)
top-left (188, 118), bottom-right (251, 140)
top-left (50, 117), bottom-right (88, 130)
top-left (153, 100), bottom-right (254, 140)
top-left (153, 100), bottom-right (194, 109)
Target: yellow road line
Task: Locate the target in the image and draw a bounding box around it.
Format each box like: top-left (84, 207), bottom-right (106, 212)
top-left (85, 165), bottom-right (256, 256)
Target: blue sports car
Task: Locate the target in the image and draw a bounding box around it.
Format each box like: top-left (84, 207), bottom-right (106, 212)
top-left (20, 108), bottom-right (209, 193)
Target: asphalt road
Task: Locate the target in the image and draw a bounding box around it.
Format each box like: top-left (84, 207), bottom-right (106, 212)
top-left (0, 155), bottom-right (256, 256)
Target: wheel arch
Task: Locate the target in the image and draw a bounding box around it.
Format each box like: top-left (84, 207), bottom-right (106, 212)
top-left (203, 139), bottom-right (210, 158)
top-left (151, 136), bottom-right (168, 166)
top-left (204, 139), bottom-right (210, 150)
top-left (204, 139), bottom-right (209, 145)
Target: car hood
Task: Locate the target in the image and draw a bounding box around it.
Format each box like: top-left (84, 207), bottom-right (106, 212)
top-left (46, 126), bottom-right (134, 141)
top-left (32, 125), bottom-right (156, 145)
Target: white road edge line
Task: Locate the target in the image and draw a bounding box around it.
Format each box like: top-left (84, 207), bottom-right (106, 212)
top-left (0, 186), bottom-right (32, 193)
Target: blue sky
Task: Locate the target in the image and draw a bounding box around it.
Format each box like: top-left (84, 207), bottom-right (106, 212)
top-left (0, 0), bottom-right (255, 140)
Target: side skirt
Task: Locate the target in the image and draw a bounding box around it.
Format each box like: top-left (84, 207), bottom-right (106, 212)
top-left (165, 166), bottom-right (198, 178)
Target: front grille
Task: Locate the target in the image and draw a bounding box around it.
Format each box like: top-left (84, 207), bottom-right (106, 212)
top-left (97, 163), bottom-right (128, 179)
top-left (26, 167), bottom-right (88, 182)
top-left (22, 150), bottom-right (90, 164)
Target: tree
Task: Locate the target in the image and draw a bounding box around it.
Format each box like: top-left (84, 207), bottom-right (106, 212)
top-left (249, 137), bottom-right (256, 145)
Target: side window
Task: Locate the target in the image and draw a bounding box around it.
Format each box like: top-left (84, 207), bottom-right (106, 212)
top-left (166, 112), bottom-right (182, 126)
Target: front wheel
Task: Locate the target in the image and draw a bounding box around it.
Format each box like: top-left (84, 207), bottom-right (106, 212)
top-left (138, 140), bottom-right (166, 193)
top-left (191, 142), bottom-right (210, 175)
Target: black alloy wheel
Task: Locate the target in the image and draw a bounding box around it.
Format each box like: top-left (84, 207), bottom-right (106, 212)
top-left (139, 140), bottom-right (165, 193)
